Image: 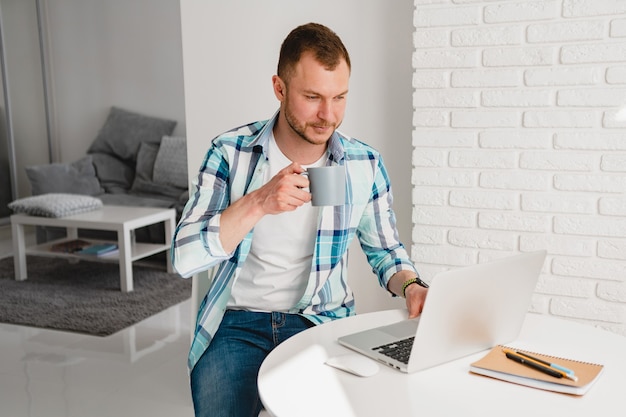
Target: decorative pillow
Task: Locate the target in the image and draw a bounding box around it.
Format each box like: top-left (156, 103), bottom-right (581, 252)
top-left (8, 193), bottom-right (103, 218)
top-left (90, 152), bottom-right (135, 193)
top-left (87, 106), bottom-right (177, 163)
top-left (152, 136), bottom-right (188, 189)
top-left (25, 155), bottom-right (103, 196)
top-left (134, 141), bottom-right (160, 183)
top-left (129, 140), bottom-right (186, 201)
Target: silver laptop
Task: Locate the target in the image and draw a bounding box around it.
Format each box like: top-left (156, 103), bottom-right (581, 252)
top-left (338, 250), bottom-right (547, 373)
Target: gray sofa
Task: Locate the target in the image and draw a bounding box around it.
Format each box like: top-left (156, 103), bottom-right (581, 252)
top-left (27, 107), bottom-right (188, 243)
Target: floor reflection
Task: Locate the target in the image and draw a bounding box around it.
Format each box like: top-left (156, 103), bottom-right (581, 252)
top-left (0, 299), bottom-right (194, 417)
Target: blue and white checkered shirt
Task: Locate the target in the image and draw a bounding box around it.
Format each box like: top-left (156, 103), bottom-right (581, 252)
top-left (172, 112), bottom-right (417, 372)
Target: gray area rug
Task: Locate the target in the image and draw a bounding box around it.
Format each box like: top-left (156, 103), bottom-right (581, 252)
top-left (0, 255), bottom-right (190, 336)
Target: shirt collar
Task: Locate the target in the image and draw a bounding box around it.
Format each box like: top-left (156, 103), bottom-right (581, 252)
top-left (251, 110), bottom-right (345, 163)
top-left (248, 110), bottom-right (278, 155)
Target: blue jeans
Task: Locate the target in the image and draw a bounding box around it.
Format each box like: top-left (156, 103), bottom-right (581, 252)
top-left (190, 310), bottom-right (314, 417)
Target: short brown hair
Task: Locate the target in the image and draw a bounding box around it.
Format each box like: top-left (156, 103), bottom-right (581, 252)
top-left (277, 23), bottom-right (351, 84)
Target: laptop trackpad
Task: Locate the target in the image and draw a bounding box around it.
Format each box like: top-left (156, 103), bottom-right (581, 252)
top-left (379, 318), bottom-right (420, 339)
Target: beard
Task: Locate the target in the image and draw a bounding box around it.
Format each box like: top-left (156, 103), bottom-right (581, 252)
top-left (283, 101), bottom-right (338, 146)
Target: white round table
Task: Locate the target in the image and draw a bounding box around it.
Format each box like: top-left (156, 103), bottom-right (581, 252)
top-left (258, 310), bottom-right (626, 417)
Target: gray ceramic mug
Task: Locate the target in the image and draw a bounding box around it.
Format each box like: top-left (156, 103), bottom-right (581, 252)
top-left (304, 165), bottom-right (346, 206)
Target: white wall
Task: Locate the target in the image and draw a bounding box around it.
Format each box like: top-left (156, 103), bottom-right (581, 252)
top-left (412, 0), bottom-right (626, 336)
top-left (1, 0), bottom-right (50, 199)
top-left (44, 0), bottom-right (186, 163)
top-left (180, 0), bottom-right (415, 313)
top-left (2, 1), bottom-right (187, 201)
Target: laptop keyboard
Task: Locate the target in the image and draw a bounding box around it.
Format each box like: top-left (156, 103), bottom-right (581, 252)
top-left (372, 337), bottom-right (415, 364)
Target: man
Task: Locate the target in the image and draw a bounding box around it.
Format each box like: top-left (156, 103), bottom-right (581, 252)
top-left (172, 22), bottom-right (428, 417)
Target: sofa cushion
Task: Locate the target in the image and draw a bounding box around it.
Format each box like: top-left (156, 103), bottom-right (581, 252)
top-left (8, 193), bottom-right (103, 218)
top-left (87, 107), bottom-right (176, 163)
top-left (90, 152), bottom-right (135, 193)
top-left (99, 193), bottom-right (173, 209)
top-left (25, 155), bottom-right (103, 196)
top-left (152, 136), bottom-right (188, 189)
top-left (129, 178), bottom-right (187, 202)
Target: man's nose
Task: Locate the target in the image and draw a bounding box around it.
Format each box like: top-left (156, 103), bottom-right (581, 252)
top-left (317, 100), bottom-right (333, 121)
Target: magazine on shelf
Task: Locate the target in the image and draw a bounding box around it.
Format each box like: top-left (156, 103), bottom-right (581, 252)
top-left (77, 243), bottom-right (119, 256)
top-left (50, 239), bottom-right (92, 253)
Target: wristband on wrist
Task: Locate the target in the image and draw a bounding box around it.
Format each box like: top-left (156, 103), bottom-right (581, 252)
top-left (401, 277), bottom-right (429, 298)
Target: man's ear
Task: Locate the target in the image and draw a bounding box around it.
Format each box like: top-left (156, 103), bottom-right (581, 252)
top-left (272, 75), bottom-right (286, 101)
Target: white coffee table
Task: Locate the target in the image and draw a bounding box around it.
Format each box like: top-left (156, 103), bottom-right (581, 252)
top-left (10, 205), bottom-right (176, 292)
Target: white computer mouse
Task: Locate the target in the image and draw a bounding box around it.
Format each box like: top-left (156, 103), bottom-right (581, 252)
top-left (325, 353), bottom-right (380, 377)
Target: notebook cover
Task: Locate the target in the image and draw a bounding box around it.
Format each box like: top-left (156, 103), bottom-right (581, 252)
top-left (469, 345), bottom-right (604, 395)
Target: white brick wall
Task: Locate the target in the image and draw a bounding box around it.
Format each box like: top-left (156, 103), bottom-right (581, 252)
top-left (412, 0), bottom-right (626, 336)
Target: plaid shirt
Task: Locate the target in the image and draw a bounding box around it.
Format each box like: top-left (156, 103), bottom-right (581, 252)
top-left (172, 112), bottom-right (417, 371)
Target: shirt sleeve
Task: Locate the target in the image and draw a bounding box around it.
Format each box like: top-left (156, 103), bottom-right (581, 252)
top-left (356, 156), bottom-right (417, 291)
top-left (171, 142), bottom-right (234, 278)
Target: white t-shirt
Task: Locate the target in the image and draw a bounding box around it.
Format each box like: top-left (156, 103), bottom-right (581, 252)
top-left (227, 134), bottom-right (326, 312)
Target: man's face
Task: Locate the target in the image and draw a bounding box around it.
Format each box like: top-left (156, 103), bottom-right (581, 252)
top-left (278, 52), bottom-right (350, 146)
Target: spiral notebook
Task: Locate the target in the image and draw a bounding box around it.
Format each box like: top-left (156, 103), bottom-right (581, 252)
top-left (470, 345), bottom-right (604, 395)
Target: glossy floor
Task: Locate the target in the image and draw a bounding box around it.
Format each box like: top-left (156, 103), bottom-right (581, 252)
top-left (0, 279), bottom-right (195, 417)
